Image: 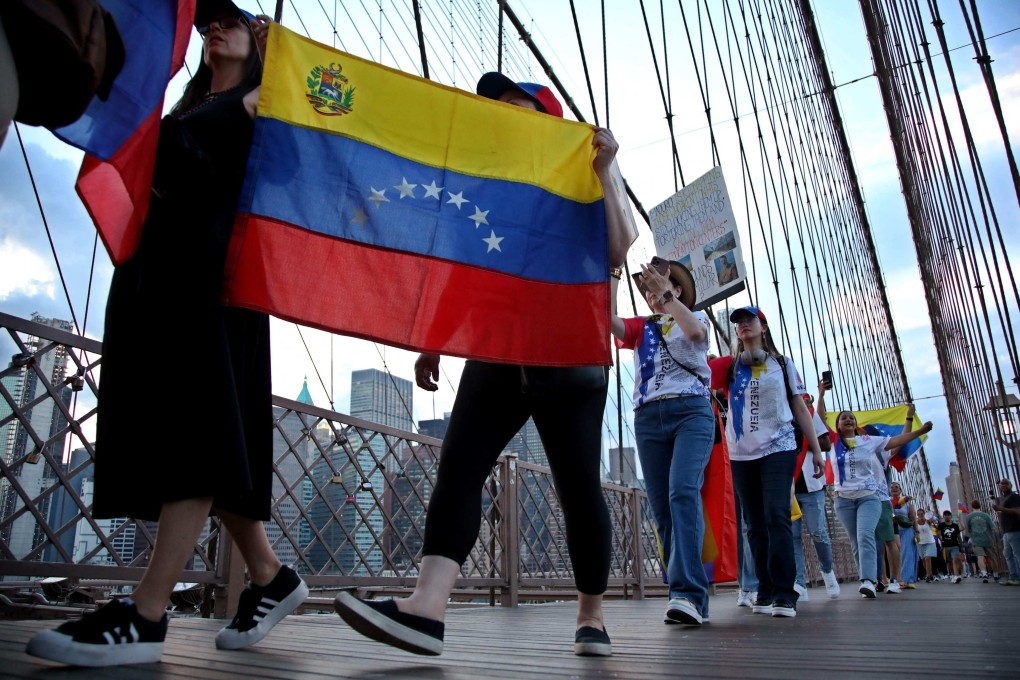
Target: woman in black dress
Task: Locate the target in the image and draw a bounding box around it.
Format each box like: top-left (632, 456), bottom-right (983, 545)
top-left (27, 1), bottom-right (306, 667)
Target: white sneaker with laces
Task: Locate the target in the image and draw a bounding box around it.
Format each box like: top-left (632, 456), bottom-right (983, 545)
top-left (736, 590), bottom-right (752, 607)
top-left (793, 582), bottom-right (809, 602)
top-left (822, 570), bottom-right (841, 599)
top-left (859, 580), bottom-right (877, 599)
top-left (886, 580), bottom-right (902, 594)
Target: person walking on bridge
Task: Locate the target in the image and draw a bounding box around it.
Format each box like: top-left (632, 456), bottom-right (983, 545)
top-left (334, 71), bottom-right (635, 658)
top-left (965, 499), bottom-right (999, 581)
top-left (614, 257), bottom-right (715, 626)
top-left (817, 383), bottom-right (932, 599)
top-left (992, 479), bottom-right (1020, 585)
top-left (722, 306), bottom-right (824, 619)
top-left (25, 3), bottom-right (307, 667)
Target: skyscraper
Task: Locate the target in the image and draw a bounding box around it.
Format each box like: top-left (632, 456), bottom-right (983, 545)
top-left (346, 369), bottom-right (413, 575)
top-left (0, 314), bottom-right (73, 566)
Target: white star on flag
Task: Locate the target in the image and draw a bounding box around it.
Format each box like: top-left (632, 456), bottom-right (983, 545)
top-left (368, 188), bottom-right (389, 207)
top-left (351, 208), bottom-right (368, 225)
top-left (468, 206), bottom-right (489, 228)
top-left (483, 230), bottom-right (504, 253)
top-left (446, 191), bottom-right (469, 209)
top-left (394, 177), bottom-right (417, 198)
top-left (422, 180), bottom-right (443, 199)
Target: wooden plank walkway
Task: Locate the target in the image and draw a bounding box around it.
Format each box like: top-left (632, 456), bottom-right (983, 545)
top-left (1, 579), bottom-right (1016, 679)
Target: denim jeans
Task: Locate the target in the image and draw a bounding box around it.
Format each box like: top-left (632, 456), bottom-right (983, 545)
top-left (734, 491), bottom-right (759, 591)
top-left (899, 527), bottom-right (918, 583)
top-left (731, 449), bottom-right (799, 604)
top-left (793, 489), bottom-right (834, 586)
top-left (635, 396), bottom-right (715, 616)
top-left (834, 493), bottom-right (882, 583)
top-left (1004, 531), bottom-right (1020, 580)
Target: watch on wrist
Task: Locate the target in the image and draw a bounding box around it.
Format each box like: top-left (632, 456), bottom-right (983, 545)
top-left (661, 290), bottom-right (675, 304)
top-left (609, 266), bottom-right (623, 280)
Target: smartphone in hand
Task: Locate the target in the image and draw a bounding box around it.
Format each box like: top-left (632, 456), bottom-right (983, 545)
top-left (821, 370), bottom-right (833, 389)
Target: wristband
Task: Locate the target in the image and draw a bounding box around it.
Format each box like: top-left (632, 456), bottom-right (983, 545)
top-left (661, 290), bottom-right (675, 304)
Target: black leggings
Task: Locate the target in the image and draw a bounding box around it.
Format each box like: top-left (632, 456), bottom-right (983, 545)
top-left (422, 360), bottom-right (612, 595)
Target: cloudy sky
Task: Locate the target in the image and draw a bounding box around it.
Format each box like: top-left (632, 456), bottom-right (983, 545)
top-left (1, 0), bottom-right (1017, 505)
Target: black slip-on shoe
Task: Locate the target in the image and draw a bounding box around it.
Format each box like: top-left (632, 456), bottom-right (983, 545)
top-left (574, 626), bottom-right (612, 657)
top-left (334, 591), bottom-right (444, 655)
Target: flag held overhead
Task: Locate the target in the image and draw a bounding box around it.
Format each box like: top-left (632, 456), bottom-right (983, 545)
top-left (224, 25), bottom-right (612, 366)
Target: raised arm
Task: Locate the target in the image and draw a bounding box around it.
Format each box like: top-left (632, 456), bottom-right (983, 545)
top-left (638, 263), bottom-right (707, 342)
top-left (816, 378), bottom-right (830, 425)
top-left (885, 421), bottom-right (933, 451)
top-left (610, 275), bottom-right (626, 340)
top-left (592, 129), bottom-right (638, 269)
top-left (888, 403), bottom-right (916, 457)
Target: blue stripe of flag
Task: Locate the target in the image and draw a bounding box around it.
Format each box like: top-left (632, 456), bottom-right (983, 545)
top-left (240, 117), bottom-right (608, 285)
top-left (54, 0), bottom-right (179, 159)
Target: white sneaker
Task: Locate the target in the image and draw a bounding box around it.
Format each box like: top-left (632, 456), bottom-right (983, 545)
top-left (664, 597), bottom-right (703, 625)
top-left (859, 580), bottom-right (877, 599)
top-left (822, 570), bottom-right (841, 599)
top-left (953, 576), bottom-right (962, 584)
top-left (886, 580), bottom-right (902, 594)
top-left (736, 590), bottom-right (753, 607)
top-left (793, 583), bottom-right (809, 602)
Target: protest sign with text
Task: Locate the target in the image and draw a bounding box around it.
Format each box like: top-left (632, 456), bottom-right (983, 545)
top-left (649, 166), bottom-right (745, 310)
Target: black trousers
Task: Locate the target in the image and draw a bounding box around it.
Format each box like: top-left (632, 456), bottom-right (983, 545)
top-left (422, 360), bottom-right (612, 595)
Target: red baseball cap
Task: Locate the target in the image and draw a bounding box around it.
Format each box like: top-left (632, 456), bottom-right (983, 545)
top-left (476, 72), bottom-right (564, 118)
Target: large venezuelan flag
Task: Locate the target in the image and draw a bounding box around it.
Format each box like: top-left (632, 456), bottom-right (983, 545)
top-left (223, 26), bottom-right (611, 366)
top-left (55, 0), bottom-right (195, 265)
top-left (824, 404), bottom-right (927, 472)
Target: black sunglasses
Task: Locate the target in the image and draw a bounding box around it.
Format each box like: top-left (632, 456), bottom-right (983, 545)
top-left (198, 15), bottom-right (245, 36)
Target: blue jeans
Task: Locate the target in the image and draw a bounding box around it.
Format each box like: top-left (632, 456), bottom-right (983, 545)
top-left (731, 450), bottom-right (799, 604)
top-left (899, 527), bottom-right (918, 583)
top-left (793, 489), bottom-right (834, 586)
top-left (635, 396), bottom-right (715, 617)
top-left (1004, 531), bottom-right (1020, 580)
top-left (734, 491), bottom-right (759, 591)
top-left (834, 493), bottom-right (882, 583)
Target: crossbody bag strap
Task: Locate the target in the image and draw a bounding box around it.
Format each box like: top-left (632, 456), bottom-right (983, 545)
top-left (650, 320), bottom-right (711, 390)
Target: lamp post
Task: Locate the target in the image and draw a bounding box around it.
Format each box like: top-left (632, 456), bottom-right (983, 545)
top-left (983, 380), bottom-right (1020, 481)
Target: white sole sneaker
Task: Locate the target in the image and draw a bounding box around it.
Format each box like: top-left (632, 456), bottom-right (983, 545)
top-left (215, 577), bottom-right (310, 650)
top-left (26, 628), bottom-right (164, 667)
top-left (664, 598), bottom-right (703, 625)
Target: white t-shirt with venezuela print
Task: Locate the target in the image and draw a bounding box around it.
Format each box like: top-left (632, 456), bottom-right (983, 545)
top-left (726, 354), bottom-right (806, 461)
top-left (832, 434), bottom-right (892, 499)
top-left (616, 312), bottom-right (711, 409)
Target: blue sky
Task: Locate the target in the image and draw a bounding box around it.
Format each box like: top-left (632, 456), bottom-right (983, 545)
top-left (1, 1), bottom-right (1017, 504)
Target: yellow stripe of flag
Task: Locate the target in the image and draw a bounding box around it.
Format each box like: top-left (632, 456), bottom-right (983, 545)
top-left (259, 25), bottom-right (603, 203)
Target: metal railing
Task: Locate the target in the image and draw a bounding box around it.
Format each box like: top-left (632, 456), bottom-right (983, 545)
top-left (0, 312), bottom-right (666, 616)
top-left (0, 311), bottom-right (870, 618)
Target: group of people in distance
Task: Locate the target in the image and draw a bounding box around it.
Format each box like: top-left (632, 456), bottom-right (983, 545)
top-left (19, 0), bottom-right (1019, 670)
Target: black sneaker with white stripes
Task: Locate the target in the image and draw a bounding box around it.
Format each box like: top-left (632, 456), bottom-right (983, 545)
top-left (215, 565), bottom-right (309, 650)
top-left (25, 598), bottom-right (167, 667)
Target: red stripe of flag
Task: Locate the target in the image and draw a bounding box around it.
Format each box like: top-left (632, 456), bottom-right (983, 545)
top-left (224, 215), bottom-right (612, 366)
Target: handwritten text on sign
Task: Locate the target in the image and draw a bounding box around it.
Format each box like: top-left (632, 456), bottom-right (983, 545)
top-left (649, 166), bottom-right (745, 310)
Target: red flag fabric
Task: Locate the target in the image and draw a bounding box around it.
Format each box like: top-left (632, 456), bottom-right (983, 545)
top-left (701, 404), bottom-right (737, 583)
top-left (55, 0), bottom-right (195, 265)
